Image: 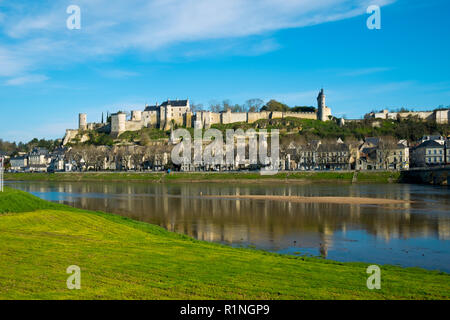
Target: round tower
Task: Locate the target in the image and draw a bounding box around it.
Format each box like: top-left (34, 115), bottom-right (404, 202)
top-left (317, 89), bottom-right (326, 121)
top-left (79, 113), bottom-right (87, 130)
top-left (111, 112), bottom-right (127, 137)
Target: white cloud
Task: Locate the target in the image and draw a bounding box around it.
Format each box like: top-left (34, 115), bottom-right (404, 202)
top-left (368, 81), bottom-right (415, 93)
top-left (341, 67), bottom-right (392, 77)
top-left (98, 69), bottom-right (140, 79)
top-left (5, 74), bottom-right (49, 86)
top-left (0, 0), bottom-right (397, 77)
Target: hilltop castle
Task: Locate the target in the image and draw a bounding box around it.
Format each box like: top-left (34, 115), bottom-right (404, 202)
top-left (365, 108), bottom-right (450, 124)
top-left (64, 89), bottom-right (333, 144)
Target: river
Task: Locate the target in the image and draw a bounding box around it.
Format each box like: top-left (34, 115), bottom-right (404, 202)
top-left (6, 181), bottom-right (450, 272)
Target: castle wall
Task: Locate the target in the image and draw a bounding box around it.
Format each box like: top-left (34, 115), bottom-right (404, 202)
top-left (247, 112), bottom-right (270, 123)
top-left (210, 112), bottom-right (221, 125)
top-left (125, 121), bottom-right (144, 132)
top-left (284, 112), bottom-right (317, 120)
top-left (142, 110), bottom-right (158, 127)
top-left (435, 110), bottom-right (450, 124)
top-left (222, 111), bottom-right (247, 124)
top-left (371, 110), bottom-right (435, 121)
top-left (271, 111), bottom-right (283, 119)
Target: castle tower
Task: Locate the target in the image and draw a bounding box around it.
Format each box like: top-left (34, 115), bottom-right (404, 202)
top-left (317, 89), bottom-right (326, 121)
top-left (110, 112), bottom-right (127, 137)
top-left (79, 113), bottom-right (87, 130)
top-left (317, 89), bottom-right (331, 121)
top-left (131, 110), bottom-right (142, 122)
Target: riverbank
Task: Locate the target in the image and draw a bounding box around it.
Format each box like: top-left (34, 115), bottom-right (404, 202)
top-left (0, 187), bottom-right (448, 300)
top-left (4, 171), bottom-right (401, 184)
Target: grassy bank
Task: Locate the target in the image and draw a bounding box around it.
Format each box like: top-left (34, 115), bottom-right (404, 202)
top-left (0, 187), bottom-right (448, 300)
top-left (4, 171), bottom-right (401, 184)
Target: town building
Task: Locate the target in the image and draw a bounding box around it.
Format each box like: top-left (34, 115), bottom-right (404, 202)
top-left (10, 156), bottom-right (28, 172)
top-left (410, 140), bottom-right (445, 167)
top-left (376, 141), bottom-right (410, 170)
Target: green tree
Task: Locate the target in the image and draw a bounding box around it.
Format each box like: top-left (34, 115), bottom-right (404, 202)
top-left (261, 100), bottom-right (290, 112)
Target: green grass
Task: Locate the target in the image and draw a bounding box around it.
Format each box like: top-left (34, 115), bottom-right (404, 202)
top-left (0, 187), bottom-right (448, 300)
top-left (4, 171), bottom-right (400, 184)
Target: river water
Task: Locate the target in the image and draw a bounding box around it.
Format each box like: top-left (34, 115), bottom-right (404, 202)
top-left (6, 181), bottom-right (450, 272)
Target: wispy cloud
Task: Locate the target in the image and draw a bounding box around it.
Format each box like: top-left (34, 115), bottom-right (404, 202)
top-left (368, 81), bottom-right (415, 93)
top-left (5, 74), bottom-right (49, 86)
top-left (341, 67), bottom-right (392, 77)
top-left (0, 0), bottom-right (396, 78)
top-left (98, 69), bottom-right (140, 79)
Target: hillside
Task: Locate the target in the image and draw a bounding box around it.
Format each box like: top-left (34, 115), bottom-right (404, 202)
top-left (65, 118), bottom-right (450, 147)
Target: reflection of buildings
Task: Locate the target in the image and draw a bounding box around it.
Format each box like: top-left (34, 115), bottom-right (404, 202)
top-left (12, 182), bottom-right (450, 247)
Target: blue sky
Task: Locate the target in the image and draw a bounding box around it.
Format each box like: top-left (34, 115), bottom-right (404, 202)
top-left (0, 0), bottom-right (449, 142)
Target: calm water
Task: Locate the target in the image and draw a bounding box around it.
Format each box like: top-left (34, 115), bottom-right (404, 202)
top-left (6, 181), bottom-right (450, 272)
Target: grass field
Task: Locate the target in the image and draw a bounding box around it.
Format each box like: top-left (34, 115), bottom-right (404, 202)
top-left (4, 171), bottom-right (401, 184)
top-left (0, 187), bottom-right (448, 300)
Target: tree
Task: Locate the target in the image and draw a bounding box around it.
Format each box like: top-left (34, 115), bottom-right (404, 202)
top-left (209, 101), bottom-right (222, 113)
top-left (377, 136), bottom-right (398, 170)
top-left (130, 146), bottom-right (145, 171)
top-left (291, 106), bottom-right (316, 113)
top-left (190, 102), bottom-right (204, 113)
top-left (244, 99), bottom-right (264, 112)
top-left (260, 100), bottom-right (290, 112)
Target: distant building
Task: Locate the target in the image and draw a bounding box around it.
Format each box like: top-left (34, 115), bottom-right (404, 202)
top-left (10, 156), bottom-right (28, 171)
top-left (376, 141), bottom-right (410, 170)
top-left (28, 147), bottom-right (49, 172)
top-left (446, 140), bottom-right (450, 164)
top-left (365, 108), bottom-right (450, 124)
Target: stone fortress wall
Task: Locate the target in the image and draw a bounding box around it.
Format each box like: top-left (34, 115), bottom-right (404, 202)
top-left (65, 90), bottom-right (334, 142)
top-left (365, 109), bottom-right (450, 124)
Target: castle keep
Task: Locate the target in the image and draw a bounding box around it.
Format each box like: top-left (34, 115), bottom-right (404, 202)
top-left (109, 99), bottom-right (193, 137)
top-left (64, 90), bottom-right (333, 143)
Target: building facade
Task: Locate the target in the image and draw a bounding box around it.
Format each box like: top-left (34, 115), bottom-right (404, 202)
top-left (411, 140), bottom-right (445, 167)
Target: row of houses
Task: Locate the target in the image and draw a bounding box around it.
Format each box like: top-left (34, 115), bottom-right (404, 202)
top-left (356, 135), bottom-right (449, 170)
top-left (2, 135), bottom-right (449, 173)
top-left (6, 147), bottom-right (66, 172)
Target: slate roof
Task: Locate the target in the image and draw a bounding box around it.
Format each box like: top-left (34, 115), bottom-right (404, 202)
top-left (418, 140), bottom-right (444, 149)
top-left (145, 99), bottom-right (189, 111)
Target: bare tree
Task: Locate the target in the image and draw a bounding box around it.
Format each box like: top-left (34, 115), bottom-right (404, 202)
top-left (377, 136), bottom-right (398, 170)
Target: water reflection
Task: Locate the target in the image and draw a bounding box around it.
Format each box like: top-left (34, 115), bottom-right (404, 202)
top-left (6, 181), bottom-right (450, 272)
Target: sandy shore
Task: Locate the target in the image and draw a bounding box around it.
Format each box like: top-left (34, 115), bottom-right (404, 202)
top-left (201, 195), bottom-right (411, 205)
